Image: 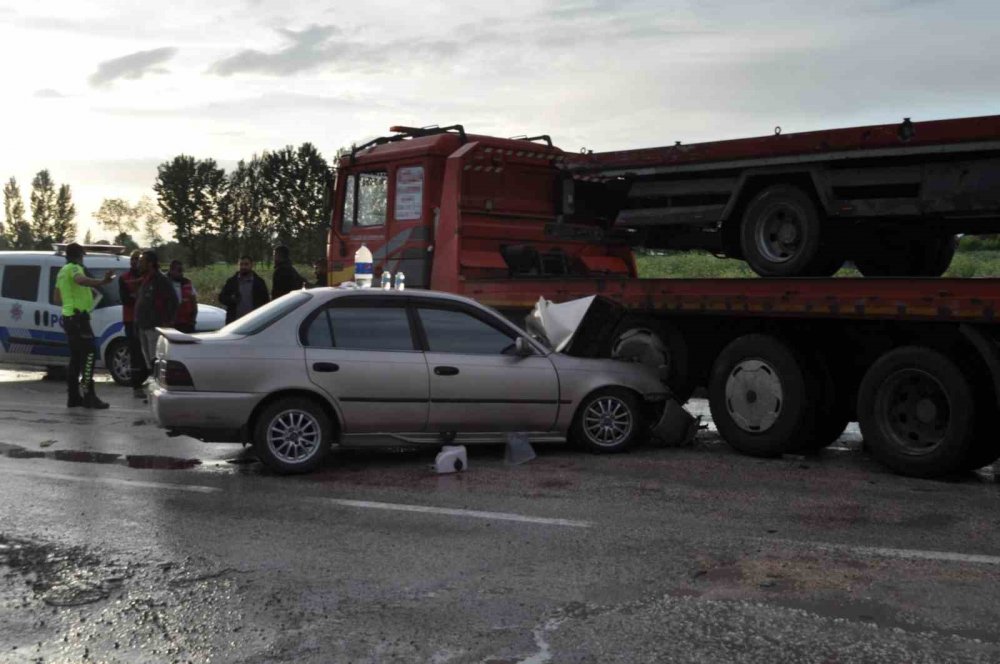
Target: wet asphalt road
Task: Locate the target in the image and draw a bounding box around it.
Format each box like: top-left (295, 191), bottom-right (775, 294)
top-left (1, 370), bottom-right (1000, 663)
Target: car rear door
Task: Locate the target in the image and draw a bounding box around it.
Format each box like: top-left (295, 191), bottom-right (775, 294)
top-left (415, 301), bottom-right (560, 432)
top-left (0, 259), bottom-right (66, 365)
top-left (302, 296), bottom-right (429, 433)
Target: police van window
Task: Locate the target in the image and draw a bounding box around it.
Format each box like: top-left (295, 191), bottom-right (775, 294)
top-left (341, 174), bottom-right (356, 233)
top-left (328, 306), bottom-right (413, 351)
top-left (2, 265), bottom-right (40, 302)
top-left (357, 172), bottom-right (388, 227)
top-left (48, 266), bottom-right (127, 308)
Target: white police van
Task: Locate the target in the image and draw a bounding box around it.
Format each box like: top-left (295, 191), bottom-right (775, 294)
top-left (0, 245), bottom-right (226, 384)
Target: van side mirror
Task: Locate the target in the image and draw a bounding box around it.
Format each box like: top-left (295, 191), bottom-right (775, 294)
top-left (515, 337), bottom-right (534, 357)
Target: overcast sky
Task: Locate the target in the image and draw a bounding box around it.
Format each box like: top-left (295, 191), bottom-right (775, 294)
top-left (1, 0), bottom-right (998, 239)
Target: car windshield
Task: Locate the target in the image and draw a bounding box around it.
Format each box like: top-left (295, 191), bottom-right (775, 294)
top-left (220, 291), bottom-right (313, 335)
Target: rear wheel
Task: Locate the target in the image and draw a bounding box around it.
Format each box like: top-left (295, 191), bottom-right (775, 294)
top-left (105, 339), bottom-right (132, 386)
top-left (571, 388), bottom-right (641, 454)
top-left (253, 398), bottom-right (333, 474)
top-left (857, 347), bottom-right (975, 478)
top-left (795, 355), bottom-right (850, 452)
top-left (709, 334), bottom-right (812, 457)
top-left (854, 233), bottom-right (956, 277)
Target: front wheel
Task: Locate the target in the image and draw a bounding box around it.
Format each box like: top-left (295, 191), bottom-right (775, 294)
top-left (571, 388), bottom-right (641, 454)
top-left (253, 398), bottom-right (333, 474)
top-left (105, 339), bottom-right (132, 386)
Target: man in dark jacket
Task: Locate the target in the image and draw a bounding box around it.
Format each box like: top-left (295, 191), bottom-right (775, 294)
top-left (135, 250), bottom-right (179, 376)
top-left (219, 256), bottom-right (269, 324)
top-left (118, 250), bottom-right (148, 396)
top-left (271, 245), bottom-right (307, 299)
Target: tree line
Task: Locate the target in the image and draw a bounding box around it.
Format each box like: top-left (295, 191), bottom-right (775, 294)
top-left (151, 142), bottom-right (332, 266)
top-left (1, 171), bottom-right (76, 250)
top-left (2, 142), bottom-right (333, 266)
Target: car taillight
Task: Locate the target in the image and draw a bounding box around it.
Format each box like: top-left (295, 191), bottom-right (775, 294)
top-left (161, 360), bottom-right (195, 388)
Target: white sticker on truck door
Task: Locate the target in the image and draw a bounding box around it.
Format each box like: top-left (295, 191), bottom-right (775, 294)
top-left (395, 166), bottom-right (424, 221)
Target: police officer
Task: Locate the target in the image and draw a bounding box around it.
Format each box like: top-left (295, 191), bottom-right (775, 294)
top-left (55, 242), bottom-right (115, 409)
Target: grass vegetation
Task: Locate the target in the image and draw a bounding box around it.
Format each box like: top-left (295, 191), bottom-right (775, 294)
top-left (188, 263), bottom-right (314, 307)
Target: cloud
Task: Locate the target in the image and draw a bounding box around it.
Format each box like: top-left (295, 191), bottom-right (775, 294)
top-left (209, 24), bottom-right (342, 76)
top-left (208, 23), bottom-right (462, 77)
top-left (89, 47), bottom-right (178, 88)
top-left (34, 88), bottom-right (66, 99)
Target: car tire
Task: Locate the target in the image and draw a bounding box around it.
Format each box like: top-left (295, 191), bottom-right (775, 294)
top-left (571, 388), bottom-right (641, 454)
top-left (105, 339), bottom-right (132, 386)
top-left (857, 346), bottom-right (975, 478)
top-left (709, 334), bottom-right (812, 458)
top-left (252, 397), bottom-right (334, 474)
top-left (739, 185), bottom-right (825, 277)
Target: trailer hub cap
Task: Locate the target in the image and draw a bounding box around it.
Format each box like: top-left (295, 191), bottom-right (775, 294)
top-left (876, 369), bottom-right (950, 455)
top-left (725, 359), bottom-right (783, 432)
top-left (756, 205), bottom-right (805, 264)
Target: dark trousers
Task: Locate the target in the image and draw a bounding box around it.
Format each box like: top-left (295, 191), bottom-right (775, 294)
top-left (124, 322), bottom-right (148, 387)
top-left (63, 312), bottom-right (96, 394)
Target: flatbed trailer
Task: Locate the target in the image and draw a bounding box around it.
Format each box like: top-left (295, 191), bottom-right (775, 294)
top-left (563, 115), bottom-right (1000, 277)
top-left (327, 123), bottom-right (1000, 478)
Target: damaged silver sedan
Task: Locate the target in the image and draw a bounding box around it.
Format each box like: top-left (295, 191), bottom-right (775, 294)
top-left (150, 289), bottom-right (675, 473)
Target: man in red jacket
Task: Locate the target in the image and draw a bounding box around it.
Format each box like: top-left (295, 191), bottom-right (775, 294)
top-left (118, 250), bottom-right (147, 397)
top-left (167, 260), bottom-right (198, 333)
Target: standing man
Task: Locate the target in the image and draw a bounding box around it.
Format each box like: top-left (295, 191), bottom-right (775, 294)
top-left (118, 250), bottom-right (147, 398)
top-left (219, 256), bottom-right (269, 324)
top-left (135, 250), bottom-right (178, 379)
top-left (167, 260), bottom-right (198, 334)
top-left (55, 242), bottom-right (115, 409)
top-left (271, 245), bottom-right (307, 299)
top-left (310, 258), bottom-right (328, 288)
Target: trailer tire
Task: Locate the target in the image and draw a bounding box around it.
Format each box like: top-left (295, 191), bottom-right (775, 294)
top-left (855, 234), bottom-right (956, 277)
top-left (857, 346), bottom-right (975, 478)
top-left (740, 185), bottom-right (824, 277)
top-left (612, 319), bottom-right (693, 402)
top-left (709, 334), bottom-right (811, 458)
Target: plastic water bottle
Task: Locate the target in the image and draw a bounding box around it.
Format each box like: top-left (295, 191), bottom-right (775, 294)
top-left (394, 271), bottom-right (406, 291)
top-left (354, 243), bottom-right (373, 288)
top-left (381, 270), bottom-right (392, 290)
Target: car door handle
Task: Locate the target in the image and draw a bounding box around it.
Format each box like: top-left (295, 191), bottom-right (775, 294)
top-left (434, 366), bottom-right (459, 376)
top-left (313, 362), bottom-right (339, 373)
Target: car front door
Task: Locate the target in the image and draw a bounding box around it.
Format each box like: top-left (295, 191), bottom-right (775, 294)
top-left (302, 298), bottom-right (429, 434)
top-left (416, 302), bottom-right (560, 433)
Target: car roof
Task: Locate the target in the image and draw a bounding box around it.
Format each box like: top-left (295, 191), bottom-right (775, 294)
top-left (318, 287), bottom-right (489, 309)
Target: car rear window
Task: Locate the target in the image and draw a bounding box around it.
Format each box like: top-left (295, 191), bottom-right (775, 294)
top-left (222, 291), bottom-right (312, 335)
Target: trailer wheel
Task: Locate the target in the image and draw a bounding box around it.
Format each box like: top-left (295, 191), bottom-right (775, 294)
top-left (857, 347), bottom-right (975, 478)
top-left (612, 320), bottom-right (693, 403)
top-left (854, 234), bottom-right (956, 277)
top-left (709, 334), bottom-right (811, 457)
top-left (740, 185), bottom-right (825, 277)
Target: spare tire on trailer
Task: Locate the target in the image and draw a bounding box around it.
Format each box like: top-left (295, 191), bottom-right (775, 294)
top-left (708, 334), bottom-right (813, 458)
top-left (856, 346), bottom-right (976, 478)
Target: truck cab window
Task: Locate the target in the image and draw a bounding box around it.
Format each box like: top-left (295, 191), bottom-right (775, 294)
top-left (357, 172), bottom-right (388, 227)
top-left (342, 174), bottom-right (356, 233)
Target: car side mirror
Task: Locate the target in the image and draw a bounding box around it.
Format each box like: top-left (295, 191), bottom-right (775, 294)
top-left (515, 337), bottom-right (534, 357)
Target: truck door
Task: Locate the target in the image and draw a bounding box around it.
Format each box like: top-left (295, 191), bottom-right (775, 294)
top-left (330, 169), bottom-right (389, 285)
top-left (382, 164), bottom-right (432, 288)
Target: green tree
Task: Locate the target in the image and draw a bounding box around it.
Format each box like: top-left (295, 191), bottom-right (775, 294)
top-left (83, 229), bottom-right (94, 244)
top-left (260, 143), bottom-right (331, 260)
top-left (221, 156), bottom-right (268, 262)
top-left (53, 184), bottom-right (77, 242)
top-left (154, 155), bottom-right (226, 265)
top-left (94, 198), bottom-right (138, 236)
top-left (135, 195), bottom-right (165, 247)
top-left (113, 232), bottom-right (139, 252)
top-left (29, 169), bottom-right (58, 248)
top-left (3, 177), bottom-right (32, 249)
